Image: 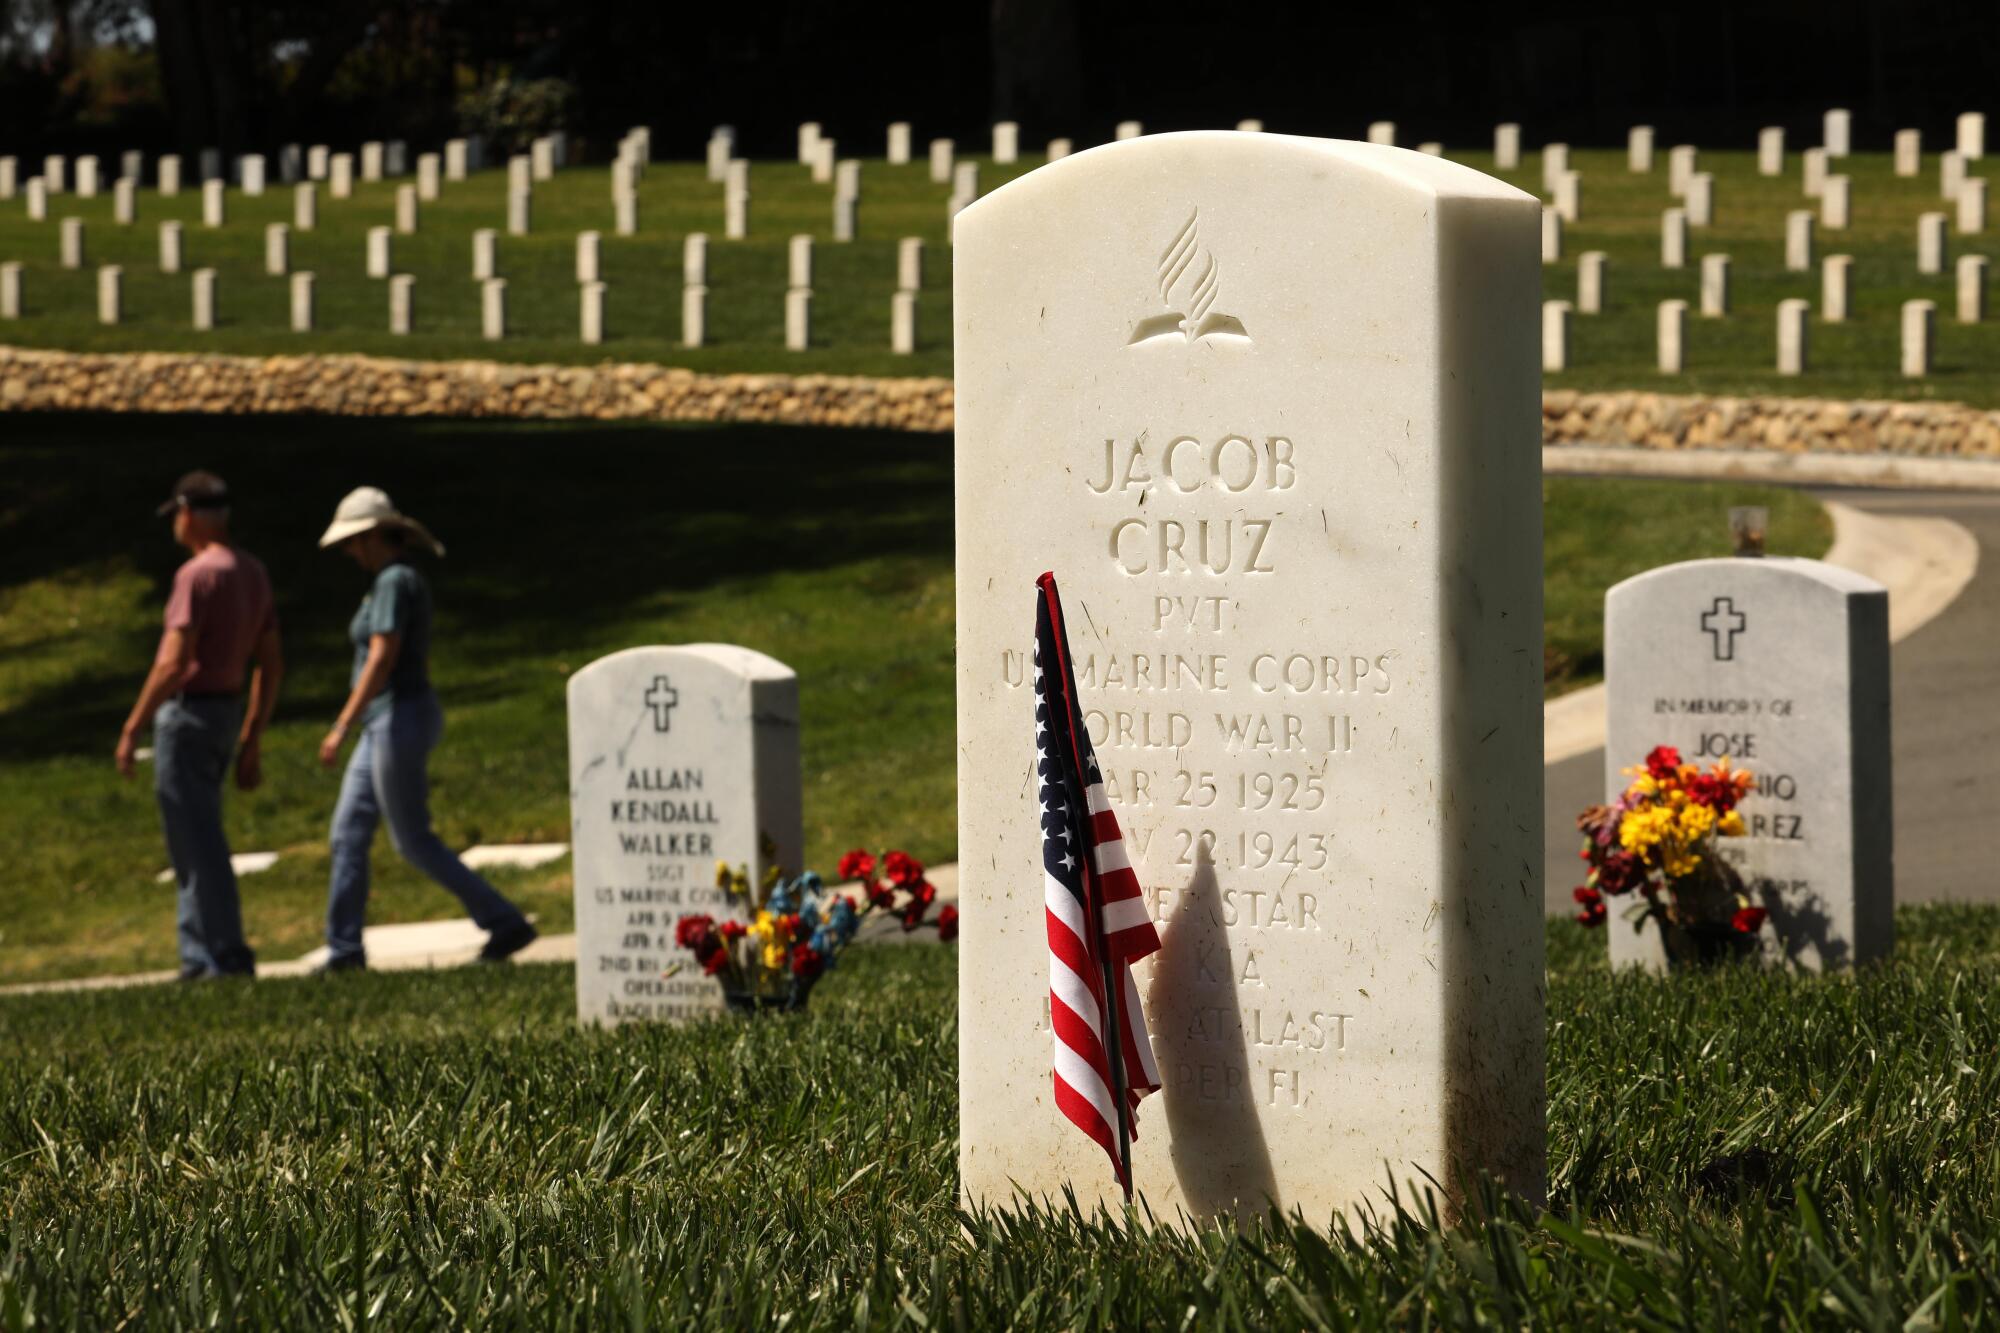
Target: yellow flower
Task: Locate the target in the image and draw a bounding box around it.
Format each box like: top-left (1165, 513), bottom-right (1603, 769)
top-left (1676, 802), bottom-right (1716, 840)
top-left (1719, 811), bottom-right (1746, 837)
top-left (1619, 807), bottom-right (1673, 853)
top-left (1624, 772), bottom-right (1659, 799)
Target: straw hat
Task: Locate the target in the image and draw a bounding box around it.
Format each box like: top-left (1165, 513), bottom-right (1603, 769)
top-left (317, 486), bottom-right (445, 557)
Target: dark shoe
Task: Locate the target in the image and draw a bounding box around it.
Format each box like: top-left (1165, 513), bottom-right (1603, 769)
top-left (478, 921), bottom-right (538, 964)
top-left (312, 954), bottom-right (366, 975)
top-left (177, 962), bottom-right (211, 983)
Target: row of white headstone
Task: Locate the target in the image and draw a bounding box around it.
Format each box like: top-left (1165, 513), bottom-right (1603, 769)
top-left (4, 106), bottom-right (1989, 205)
top-left (1538, 149), bottom-right (1989, 247)
top-left (4, 242), bottom-right (930, 352)
top-left (0, 137), bottom-right (492, 201)
top-left (1544, 289), bottom-right (1954, 376)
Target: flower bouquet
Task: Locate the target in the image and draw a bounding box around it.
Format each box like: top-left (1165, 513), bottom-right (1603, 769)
top-left (1574, 745), bottom-right (1766, 965)
top-left (674, 847), bottom-right (957, 1013)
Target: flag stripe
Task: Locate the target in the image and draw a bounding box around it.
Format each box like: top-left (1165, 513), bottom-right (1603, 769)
top-left (1100, 896), bottom-right (1153, 935)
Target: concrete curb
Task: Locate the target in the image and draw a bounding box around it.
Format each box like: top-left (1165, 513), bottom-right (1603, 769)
top-left (1542, 497), bottom-right (1980, 764)
top-left (1544, 444), bottom-right (2000, 492)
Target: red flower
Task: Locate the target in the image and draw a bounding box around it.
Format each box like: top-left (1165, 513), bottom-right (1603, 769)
top-left (1732, 906), bottom-right (1768, 934)
top-left (937, 904), bottom-right (959, 943)
top-left (674, 915), bottom-right (715, 949)
top-left (1686, 771), bottom-right (1743, 812)
top-left (1593, 851), bottom-right (1643, 897)
top-left (701, 947), bottom-right (730, 976)
top-left (867, 881), bottom-right (898, 910)
top-left (719, 919), bottom-right (747, 941)
top-left (1572, 886), bottom-right (1606, 927)
top-left (837, 849), bottom-right (876, 882)
top-left (1645, 746), bottom-right (1683, 780)
top-left (789, 944), bottom-right (825, 978)
top-left (883, 850), bottom-right (925, 887)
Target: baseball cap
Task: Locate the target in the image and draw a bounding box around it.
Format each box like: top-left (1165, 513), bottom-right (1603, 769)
top-left (156, 470), bottom-right (230, 516)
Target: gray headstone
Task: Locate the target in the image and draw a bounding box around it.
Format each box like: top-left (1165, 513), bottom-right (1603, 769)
top-left (1603, 557), bottom-right (1892, 971)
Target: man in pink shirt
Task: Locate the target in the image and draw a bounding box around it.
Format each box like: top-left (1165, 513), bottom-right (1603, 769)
top-left (116, 471), bottom-right (284, 979)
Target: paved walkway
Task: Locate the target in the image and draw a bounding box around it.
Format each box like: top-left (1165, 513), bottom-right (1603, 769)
top-left (0, 865), bottom-right (960, 997)
top-left (1544, 488), bottom-right (1998, 914)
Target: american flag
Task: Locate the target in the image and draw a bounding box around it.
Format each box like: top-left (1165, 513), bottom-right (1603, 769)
top-left (1033, 571), bottom-right (1162, 1191)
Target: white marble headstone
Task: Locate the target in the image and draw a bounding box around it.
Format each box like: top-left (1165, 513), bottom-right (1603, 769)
top-left (953, 132), bottom-right (1547, 1225)
top-left (1604, 558), bottom-right (1892, 971)
top-left (567, 644), bottom-right (802, 1027)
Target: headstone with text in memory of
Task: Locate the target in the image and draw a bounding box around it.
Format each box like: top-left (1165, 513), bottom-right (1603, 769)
top-left (953, 132), bottom-right (1546, 1225)
top-left (1603, 557), bottom-right (1892, 971)
top-left (567, 644), bottom-right (802, 1026)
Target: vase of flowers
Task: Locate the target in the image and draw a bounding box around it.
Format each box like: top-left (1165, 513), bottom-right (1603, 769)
top-left (674, 847), bottom-right (957, 1013)
top-left (1573, 745), bottom-right (1767, 967)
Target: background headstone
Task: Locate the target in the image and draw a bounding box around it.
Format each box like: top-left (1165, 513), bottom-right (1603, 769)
top-left (290, 271), bottom-right (315, 331)
top-left (1777, 298), bottom-right (1809, 374)
top-left (1603, 558), bottom-right (1892, 971)
top-left (566, 645), bottom-right (802, 1028)
top-left (1823, 254), bottom-right (1854, 322)
top-left (953, 132), bottom-right (1545, 1225)
top-left (96, 264), bottom-right (120, 324)
top-left (682, 282), bottom-right (706, 347)
top-left (192, 267), bottom-right (216, 331)
top-left (1657, 298), bottom-right (1686, 372)
top-left (390, 273), bottom-right (415, 335)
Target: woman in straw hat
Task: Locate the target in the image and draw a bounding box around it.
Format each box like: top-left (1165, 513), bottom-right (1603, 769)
top-left (314, 487), bottom-right (538, 970)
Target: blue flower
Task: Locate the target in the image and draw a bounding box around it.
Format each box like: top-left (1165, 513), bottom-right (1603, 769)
top-left (828, 897), bottom-right (860, 944)
top-left (766, 881), bottom-right (796, 915)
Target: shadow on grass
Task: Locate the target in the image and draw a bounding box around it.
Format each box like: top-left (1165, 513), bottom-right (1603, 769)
top-left (0, 412), bottom-right (952, 760)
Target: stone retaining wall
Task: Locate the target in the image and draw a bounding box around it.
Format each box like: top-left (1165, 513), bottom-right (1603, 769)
top-left (6, 345), bottom-right (2000, 457)
top-left (1542, 390), bottom-right (2000, 458)
top-left (0, 345), bottom-right (955, 433)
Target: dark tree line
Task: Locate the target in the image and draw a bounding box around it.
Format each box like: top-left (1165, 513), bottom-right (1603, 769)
top-left (3, 0), bottom-right (1997, 160)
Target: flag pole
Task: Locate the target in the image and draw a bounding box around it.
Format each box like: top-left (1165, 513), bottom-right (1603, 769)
top-left (1091, 855), bottom-right (1135, 1206)
top-left (1100, 948), bottom-right (1135, 1205)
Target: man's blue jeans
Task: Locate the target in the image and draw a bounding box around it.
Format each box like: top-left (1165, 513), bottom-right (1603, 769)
top-left (155, 697), bottom-right (256, 976)
top-left (326, 689), bottom-right (527, 964)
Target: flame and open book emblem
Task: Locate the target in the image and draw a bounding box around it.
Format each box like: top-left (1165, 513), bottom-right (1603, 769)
top-left (1127, 209), bottom-right (1251, 347)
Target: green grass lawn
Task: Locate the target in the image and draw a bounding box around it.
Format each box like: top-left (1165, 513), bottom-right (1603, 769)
top-left (2, 146), bottom-right (1998, 400)
top-left (0, 412), bottom-right (1827, 983)
top-left (2, 905), bottom-right (1997, 1326)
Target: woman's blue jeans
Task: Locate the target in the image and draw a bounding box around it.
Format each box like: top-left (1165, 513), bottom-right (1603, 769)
top-left (325, 689), bottom-right (526, 963)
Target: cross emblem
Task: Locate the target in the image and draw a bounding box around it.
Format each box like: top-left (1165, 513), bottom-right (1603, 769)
top-left (643, 676), bottom-right (679, 732)
top-left (1701, 597), bottom-right (1748, 662)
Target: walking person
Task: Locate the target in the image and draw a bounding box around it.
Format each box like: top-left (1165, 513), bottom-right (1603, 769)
top-left (316, 487), bottom-right (537, 970)
top-left (116, 471), bottom-right (284, 980)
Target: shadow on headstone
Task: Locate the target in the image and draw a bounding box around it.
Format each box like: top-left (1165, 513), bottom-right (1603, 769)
top-left (1753, 875), bottom-right (1849, 969)
top-left (1148, 844), bottom-right (1277, 1225)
